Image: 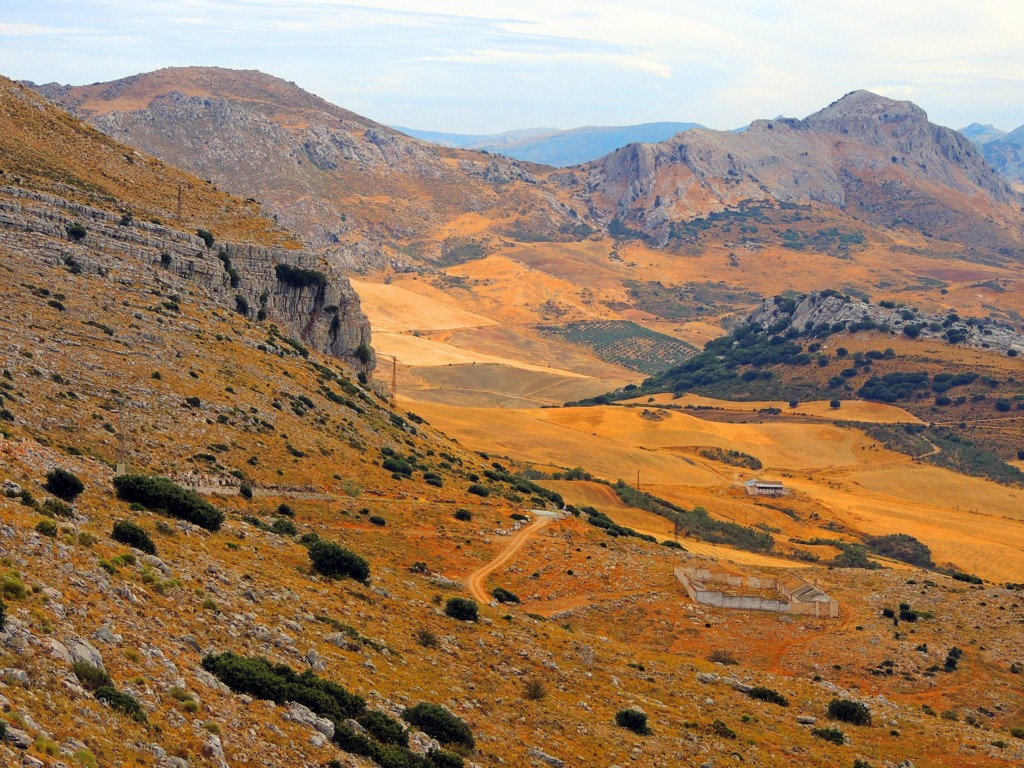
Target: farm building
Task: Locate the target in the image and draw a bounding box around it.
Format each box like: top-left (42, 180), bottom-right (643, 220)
top-left (745, 479), bottom-right (787, 496)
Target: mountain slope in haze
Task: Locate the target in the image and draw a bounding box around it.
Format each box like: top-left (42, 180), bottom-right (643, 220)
top-left (583, 90), bottom-right (1023, 254)
top-left (399, 121), bottom-right (702, 167)
top-left (959, 122), bottom-right (1007, 145)
top-left (31, 67), bottom-right (583, 266)
top-left (965, 124), bottom-right (1024, 191)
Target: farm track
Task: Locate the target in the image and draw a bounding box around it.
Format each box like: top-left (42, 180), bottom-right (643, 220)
top-left (465, 516), bottom-right (554, 603)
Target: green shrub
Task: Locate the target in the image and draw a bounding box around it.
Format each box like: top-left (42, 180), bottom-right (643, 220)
top-left (35, 519), bottom-right (57, 537)
top-left (615, 708), bottom-right (650, 734)
top-left (811, 726), bottom-right (845, 745)
top-left (269, 517), bottom-right (297, 536)
top-left (277, 503), bottom-right (293, 517)
top-left (203, 652), bottom-right (365, 722)
top-left (74, 663), bottom-right (116, 692)
top-left (710, 719), bottom-right (736, 739)
top-left (0, 597), bottom-right (5, 630)
top-left (827, 698), bottom-right (872, 725)
top-left (95, 686), bottom-right (147, 722)
top-left (453, 509), bottom-right (472, 522)
top-left (66, 223), bottom-right (87, 241)
top-left (748, 686), bottom-right (789, 706)
top-left (41, 498), bottom-right (75, 519)
top-left (491, 587), bottom-right (520, 604)
top-left (357, 709), bottom-right (409, 747)
top-left (308, 540), bottom-right (370, 582)
top-left (369, 515), bottom-right (386, 527)
top-left (111, 520), bottom-right (156, 555)
top-left (196, 229), bottom-right (215, 248)
top-left (444, 597), bottom-right (478, 622)
top-left (467, 484), bottom-right (489, 497)
top-left (113, 475), bottom-right (223, 531)
top-left (44, 468), bottom-right (85, 501)
top-left (403, 702), bottom-right (475, 750)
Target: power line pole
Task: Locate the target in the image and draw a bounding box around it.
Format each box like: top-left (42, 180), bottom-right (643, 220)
top-left (176, 184), bottom-right (183, 223)
top-left (390, 356), bottom-right (398, 408)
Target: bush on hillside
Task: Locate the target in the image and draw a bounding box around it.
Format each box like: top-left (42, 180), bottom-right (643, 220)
top-left (615, 708), bottom-right (651, 735)
top-left (93, 685), bottom-right (146, 722)
top-left (111, 520), bottom-right (157, 555)
top-left (44, 468), bottom-right (85, 501)
top-left (202, 652), bottom-right (366, 722)
top-left (453, 509), bottom-right (472, 522)
top-left (827, 698), bottom-right (872, 725)
top-left (748, 686), bottom-right (789, 706)
top-left (403, 702), bottom-right (475, 750)
top-left (308, 540), bottom-right (370, 582)
top-left (113, 475), bottom-right (223, 531)
top-left (864, 533), bottom-right (933, 568)
top-left (491, 587), bottom-right (520, 604)
top-left (444, 597), bottom-right (478, 622)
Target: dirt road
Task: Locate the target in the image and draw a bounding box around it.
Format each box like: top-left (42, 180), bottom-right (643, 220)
top-left (465, 516), bottom-right (553, 602)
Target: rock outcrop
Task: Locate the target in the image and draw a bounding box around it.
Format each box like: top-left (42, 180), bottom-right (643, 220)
top-left (744, 291), bottom-right (1024, 356)
top-left (582, 90), bottom-right (1023, 251)
top-left (0, 185), bottom-right (373, 370)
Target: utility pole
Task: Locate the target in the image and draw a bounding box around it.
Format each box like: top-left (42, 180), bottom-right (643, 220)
top-left (176, 184), bottom-right (183, 223)
top-left (390, 356), bottom-right (398, 408)
top-left (636, 468), bottom-right (640, 489)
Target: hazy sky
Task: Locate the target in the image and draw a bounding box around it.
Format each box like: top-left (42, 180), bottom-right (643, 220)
top-left (2, 1), bottom-right (1022, 134)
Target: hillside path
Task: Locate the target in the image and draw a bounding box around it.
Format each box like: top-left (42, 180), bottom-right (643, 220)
top-left (465, 516), bottom-right (553, 602)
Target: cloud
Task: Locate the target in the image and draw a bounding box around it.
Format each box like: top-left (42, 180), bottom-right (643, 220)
top-left (0, 23), bottom-right (87, 36)
top-left (2, 1), bottom-right (1023, 132)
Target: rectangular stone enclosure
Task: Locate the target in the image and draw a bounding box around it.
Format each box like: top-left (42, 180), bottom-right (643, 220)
top-left (675, 567), bottom-right (839, 618)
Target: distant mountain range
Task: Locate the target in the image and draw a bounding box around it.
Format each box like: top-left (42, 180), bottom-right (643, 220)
top-left (396, 122), bottom-right (702, 167)
top-left (25, 70), bottom-right (1024, 273)
top-left (960, 122), bottom-right (1024, 190)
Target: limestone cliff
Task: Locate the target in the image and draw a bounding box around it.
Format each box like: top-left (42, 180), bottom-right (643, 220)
top-left (0, 186), bottom-right (373, 371)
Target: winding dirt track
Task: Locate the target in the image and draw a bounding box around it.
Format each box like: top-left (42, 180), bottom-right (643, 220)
top-left (465, 516), bottom-right (553, 602)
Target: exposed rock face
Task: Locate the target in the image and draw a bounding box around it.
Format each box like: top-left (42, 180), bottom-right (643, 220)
top-left (31, 67), bottom-right (573, 264)
top-left (583, 90), bottom-right (1022, 250)
top-left (744, 291), bottom-right (1024, 356)
top-left (0, 186), bottom-right (372, 370)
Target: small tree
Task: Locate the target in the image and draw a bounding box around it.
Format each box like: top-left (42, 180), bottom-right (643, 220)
top-left (615, 708), bottom-right (651, 735)
top-left (66, 223), bottom-right (87, 241)
top-left (196, 229), bottom-right (215, 248)
top-left (827, 698), bottom-right (872, 726)
top-left (403, 702), bottom-right (475, 750)
top-left (444, 597), bottom-right (478, 622)
top-left (308, 540), bottom-right (370, 583)
top-left (111, 520), bottom-right (156, 555)
top-left (829, 399), bottom-right (841, 409)
top-left (44, 468), bottom-right (85, 502)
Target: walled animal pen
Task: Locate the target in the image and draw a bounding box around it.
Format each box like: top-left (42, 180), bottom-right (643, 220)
top-left (675, 567), bottom-right (839, 618)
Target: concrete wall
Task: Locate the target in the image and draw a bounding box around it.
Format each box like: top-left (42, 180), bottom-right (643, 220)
top-left (675, 567), bottom-right (839, 618)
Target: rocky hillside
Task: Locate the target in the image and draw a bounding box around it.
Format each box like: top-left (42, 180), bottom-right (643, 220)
top-left (0, 75), bottom-right (372, 367)
top-left (2, 72), bottom-right (1024, 768)
top-left (744, 291), bottom-right (1024, 356)
top-left (31, 68), bottom-right (583, 266)
top-left (582, 90), bottom-right (1024, 253)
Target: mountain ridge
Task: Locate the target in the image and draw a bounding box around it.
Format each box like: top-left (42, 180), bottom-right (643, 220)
top-left (397, 121), bottom-right (703, 167)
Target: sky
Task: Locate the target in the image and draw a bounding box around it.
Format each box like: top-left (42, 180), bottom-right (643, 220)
top-left (2, 1), bottom-right (1023, 135)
